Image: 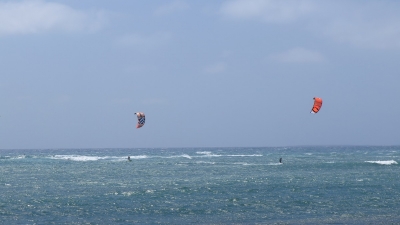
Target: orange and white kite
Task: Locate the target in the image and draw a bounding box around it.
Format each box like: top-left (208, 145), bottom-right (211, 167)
top-left (310, 97), bottom-right (322, 114)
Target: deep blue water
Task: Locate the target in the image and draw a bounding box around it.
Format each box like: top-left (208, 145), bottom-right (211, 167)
top-left (1, 146), bottom-right (399, 224)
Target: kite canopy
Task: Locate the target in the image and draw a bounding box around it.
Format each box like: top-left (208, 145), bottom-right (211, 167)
top-left (311, 97), bottom-right (322, 114)
top-left (135, 112), bottom-right (145, 128)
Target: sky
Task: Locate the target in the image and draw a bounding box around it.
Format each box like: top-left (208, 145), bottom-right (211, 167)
top-left (1, 0), bottom-right (400, 149)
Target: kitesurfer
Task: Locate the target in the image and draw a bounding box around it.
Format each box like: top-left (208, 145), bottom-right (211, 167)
top-left (279, 158), bottom-right (282, 164)
top-left (128, 156), bottom-right (132, 162)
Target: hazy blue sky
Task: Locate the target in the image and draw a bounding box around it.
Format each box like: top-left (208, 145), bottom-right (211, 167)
top-left (1, 0), bottom-right (400, 149)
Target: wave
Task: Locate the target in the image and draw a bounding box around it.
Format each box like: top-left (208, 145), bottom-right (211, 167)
top-left (49, 155), bottom-right (124, 162)
top-left (233, 162), bottom-right (259, 166)
top-left (226, 154), bottom-right (263, 157)
top-left (166, 154), bottom-right (192, 159)
top-left (129, 155), bottom-right (148, 159)
top-left (0, 155), bottom-right (30, 160)
top-left (365, 160), bottom-right (398, 165)
top-left (196, 151), bottom-right (212, 155)
top-left (49, 154), bottom-right (151, 161)
top-left (45, 152), bottom-right (262, 162)
top-left (195, 151), bottom-right (262, 158)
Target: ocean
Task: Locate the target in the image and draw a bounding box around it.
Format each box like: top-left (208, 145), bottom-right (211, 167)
top-left (1, 146), bottom-right (399, 224)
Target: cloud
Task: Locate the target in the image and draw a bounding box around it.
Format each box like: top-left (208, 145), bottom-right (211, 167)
top-left (220, 0), bottom-right (315, 23)
top-left (116, 32), bottom-right (172, 48)
top-left (0, 0), bottom-right (106, 35)
top-left (154, 0), bottom-right (189, 16)
top-left (269, 47), bottom-right (325, 63)
top-left (220, 0), bottom-right (400, 49)
top-left (204, 63), bottom-right (226, 74)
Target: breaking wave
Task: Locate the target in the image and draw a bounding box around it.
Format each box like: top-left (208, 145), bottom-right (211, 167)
top-left (365, 160), bottom-right (398, 165)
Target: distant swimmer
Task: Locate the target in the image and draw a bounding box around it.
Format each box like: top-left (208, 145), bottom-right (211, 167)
top-left (279, 158), bottom-right (282, 164)
top-left (128, 156), bottom-right (132, 162)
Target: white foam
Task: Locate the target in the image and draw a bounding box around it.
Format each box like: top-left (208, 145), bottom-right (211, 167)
top-left (48, 154), bottom-right (150, 162)
top-left (193, 151), bottom-right (221, 157)
top-left (196, 151), bottom-right (212, 155)
top-left (195, 161), bottom-right (215, 164)
top-left (51, 155), bottom-right (104, 161)
top-left (196, 151), bottom-right (262, 158)
top-left (197, 153), bottom-right (262, 158)
top-left (181, 154), bottom-right (192, 159)
top-left (226, 154), bottom-right (262, 157)
top-left (365, 160), bottom-right (398, 165)
top-left (166, 154), bottom-right (192, 159)
top-left (130, 155), bottom-right (148, 159)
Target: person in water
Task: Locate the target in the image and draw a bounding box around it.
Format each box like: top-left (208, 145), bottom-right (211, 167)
top-left (128, 156), bottom-right (131, 161)
top-left (279, 158), bottom-right (282, 163)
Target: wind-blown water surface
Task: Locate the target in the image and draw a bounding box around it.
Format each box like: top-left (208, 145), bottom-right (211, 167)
top-left (1, 146), bottom-right (399, 224)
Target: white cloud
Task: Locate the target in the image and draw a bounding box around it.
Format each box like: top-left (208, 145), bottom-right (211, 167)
top-left (204, 62), bottom-right (226, 74)
top-left (0, 0), bottom-right (106, 35)
top-left (154, 0), bottom-right (189, 16)
top-left (116, 32), bottom-right (172, 48)
top-left (220, 0), bottom-right (315, 23)
top-left (269, 47), bottom-right (325, 63)
top-left (220, 0), bottom-right (400, 49)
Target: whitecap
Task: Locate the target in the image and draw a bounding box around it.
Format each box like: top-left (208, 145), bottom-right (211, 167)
top-left (196, 151), bottom-right (212, 155)
top-left (196, 161), bottom-right (215, 164)
top-left (196, 152), bottom-right (263, 157)
top-left (130, 155), bottom-right (148, 159)
top-left (197, 153), bottom-right (222, 157)
top-left (226, 154), bottom-right (262, 157)
top-left (166, 154), bottom-right (192, 159)
top-left (181, 154), bottom-right (192, 159)
top-left (50, 155), bottom-right (109, 161)
top-left (365, 160), bottom-right (398, 165)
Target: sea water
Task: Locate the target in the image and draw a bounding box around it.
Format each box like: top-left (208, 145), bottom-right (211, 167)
top-left (1, 146), bottom-right (399, 224)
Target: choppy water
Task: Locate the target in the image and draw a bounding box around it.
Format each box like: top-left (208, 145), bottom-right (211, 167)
top-left (1, 146), bottom-right (399, 224)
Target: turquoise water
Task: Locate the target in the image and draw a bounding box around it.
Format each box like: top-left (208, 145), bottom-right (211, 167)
top-left (1, 146), bottom-right (399, 224)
